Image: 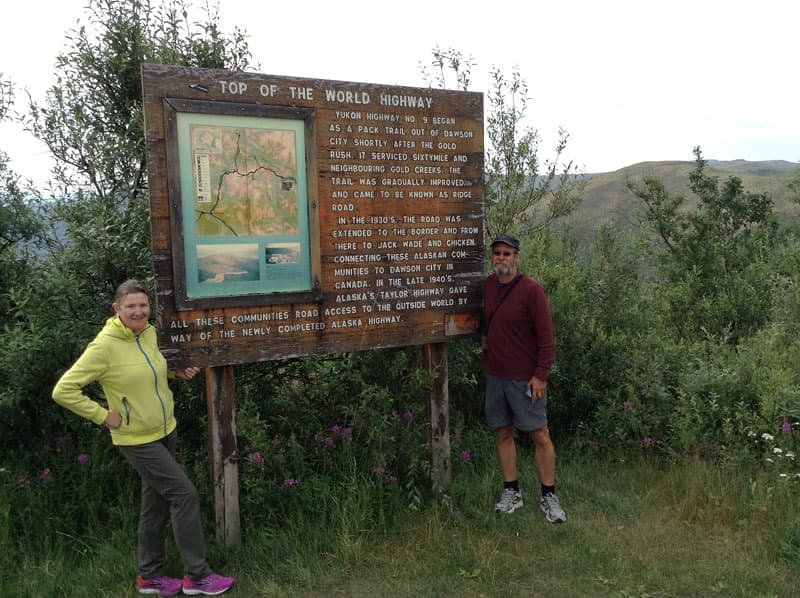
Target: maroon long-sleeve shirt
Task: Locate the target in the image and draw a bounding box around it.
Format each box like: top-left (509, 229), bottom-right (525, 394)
top-left (480, 272), bottom-right (556, 382)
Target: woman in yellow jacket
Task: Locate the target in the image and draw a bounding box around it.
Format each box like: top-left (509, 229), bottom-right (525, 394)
top-left (53, 279), bottom-right (234, 597)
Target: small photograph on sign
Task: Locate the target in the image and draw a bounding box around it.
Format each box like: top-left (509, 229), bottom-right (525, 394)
top-left (264, 242), bottom-right (304, 282)
top-left (197, 243), bottom-right (260, 283)
top-left (265, 242), bottom-right (301, 265)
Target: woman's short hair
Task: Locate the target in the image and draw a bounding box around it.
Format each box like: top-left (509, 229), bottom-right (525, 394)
top-left (114, 279), bottom-right (150, 304)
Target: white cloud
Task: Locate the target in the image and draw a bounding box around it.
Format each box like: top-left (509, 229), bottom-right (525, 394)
top-left (2, 0), bottom-right (798, 185)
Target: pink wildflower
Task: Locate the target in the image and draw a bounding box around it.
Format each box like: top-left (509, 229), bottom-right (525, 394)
top-left (247, 452), bottom-right (265, 467)
top-left (39, 468), bottom-right (54, 485)
top-left (279, 478), bottom-right (299, 491)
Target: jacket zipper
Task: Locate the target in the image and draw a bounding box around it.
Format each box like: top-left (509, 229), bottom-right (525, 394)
top-left (135, 335), bottom-right (168, 436)
top-left (122, 397), bottom-right (131, 425)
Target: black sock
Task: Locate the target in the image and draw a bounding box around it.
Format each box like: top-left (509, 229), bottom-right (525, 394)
top-left (541, 484), bottom-right (555, 497)
top-left (504, 480), bottom-right (519, 491)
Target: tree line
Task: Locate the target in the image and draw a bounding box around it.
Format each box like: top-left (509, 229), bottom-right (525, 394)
top-left (1, 0), bottom-right (799, 482)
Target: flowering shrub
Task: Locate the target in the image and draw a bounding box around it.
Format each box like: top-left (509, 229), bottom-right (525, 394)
top-left (749, 424), bottom-right (800, 483)
top-left (0, 431), bottom-right (139, 552)
top-left (234, 349), bottom-right (436, 527)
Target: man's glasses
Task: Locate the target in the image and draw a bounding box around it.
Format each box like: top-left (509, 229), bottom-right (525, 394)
top-left (493, 250), bottom-right (514, 257)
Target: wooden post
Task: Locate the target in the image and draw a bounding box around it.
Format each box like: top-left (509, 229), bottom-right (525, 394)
top-left (424, 342), bottom-right (451, 492)
top-left (205, 365), bottom-right (241, 545)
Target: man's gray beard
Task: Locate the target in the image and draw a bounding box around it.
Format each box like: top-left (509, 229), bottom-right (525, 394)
top-left (494, 264), bottom-right (513, 277)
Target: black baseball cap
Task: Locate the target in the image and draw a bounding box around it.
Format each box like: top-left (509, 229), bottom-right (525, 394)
top-left (490, 234), bottom-right (520, 251)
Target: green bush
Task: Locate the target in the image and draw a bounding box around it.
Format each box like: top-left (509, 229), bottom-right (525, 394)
top-left (234, 349), bottom-right (440, 530)
top-left (0, 431), bottom-right (138, 556)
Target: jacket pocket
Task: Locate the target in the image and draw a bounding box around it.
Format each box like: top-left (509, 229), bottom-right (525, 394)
top-left (120, 396), bottom-right (165, 432)
top-left (122, 397), bottom-right (131, 425)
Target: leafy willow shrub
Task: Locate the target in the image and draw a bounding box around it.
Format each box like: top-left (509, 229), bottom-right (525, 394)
top-left (667, 343), bottom-right (761, 452)
top-left (583, 337), bottom-right (673, 450)
top-left (681, 243), bottom-right (800, 467)
top-left (559, 238), bottom-right (762, 459)
top-left (595, 330), bottom-right (799, 466)
top-left (633, 200), bottom-right (800, 463)
top-left (522, 204), bottom-right (800, 462)
top-left (733, 322), bottom-right (800, 476)
top-left (586, 333), bottom-right (786, 462)
top-left (630, 149), bottom-right (779, 344)
top-left (234, 348), bottom-right (438, 529)
top-left (0, 232), bottom-right (146, 452)
top-left (757, 233), bottom-right (800, 412)
top-left (520, 226), bottom-right (659, 438)
top-left (749, 328), bottom-right (800, 430)
top-left (446, 337), bottom-right (483, 427)
top-left (1, 430), bottom-right (138, 554)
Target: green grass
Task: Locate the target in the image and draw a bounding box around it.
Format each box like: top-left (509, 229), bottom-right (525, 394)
top-left (3, 446), bottom-right (799, 597)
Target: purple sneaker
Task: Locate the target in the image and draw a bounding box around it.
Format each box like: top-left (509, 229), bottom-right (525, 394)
top-left (182, 573), bottom-right (235, 595)
top-left (137, 575), bottom-right (183, 596)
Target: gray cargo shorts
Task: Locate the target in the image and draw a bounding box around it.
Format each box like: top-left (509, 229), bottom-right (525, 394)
top-left (484, 371), bottom-right (548, 432)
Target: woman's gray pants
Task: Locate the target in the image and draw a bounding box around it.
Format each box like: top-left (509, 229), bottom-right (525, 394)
top-left (118, 431), bottom-right (212, 580)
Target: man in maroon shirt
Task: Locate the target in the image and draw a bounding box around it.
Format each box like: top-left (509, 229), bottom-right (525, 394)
top-left (480, 234), bottom-right (566, 522)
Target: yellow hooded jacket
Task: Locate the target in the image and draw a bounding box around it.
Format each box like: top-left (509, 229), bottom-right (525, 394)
top-left (52, 316), bottom-right (177, 446)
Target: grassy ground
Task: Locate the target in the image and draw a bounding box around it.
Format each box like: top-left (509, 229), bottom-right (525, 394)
top-left (4, 446), bottom-right (799, 597)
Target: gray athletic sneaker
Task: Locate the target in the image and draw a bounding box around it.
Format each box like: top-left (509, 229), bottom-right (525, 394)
top-left (495, 488), bottom-right (523, 513)
top-left (540, 492), bottom-right (567, 523)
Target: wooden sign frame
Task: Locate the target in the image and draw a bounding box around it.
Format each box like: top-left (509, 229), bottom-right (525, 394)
top-left (142, 64), bottom-right (485, 369)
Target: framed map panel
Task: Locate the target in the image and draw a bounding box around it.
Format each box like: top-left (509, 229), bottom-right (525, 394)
top-left (163, 99), bottom-right (319, 309)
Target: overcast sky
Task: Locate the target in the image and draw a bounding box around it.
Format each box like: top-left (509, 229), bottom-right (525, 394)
top-left (1, 0), bottom-right (798, 186)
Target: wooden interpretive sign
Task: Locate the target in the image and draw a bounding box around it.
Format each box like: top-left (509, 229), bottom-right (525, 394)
top-left (142, 64), bottom-right (484, 368)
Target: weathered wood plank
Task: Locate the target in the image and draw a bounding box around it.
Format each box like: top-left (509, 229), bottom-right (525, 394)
top-left (424, 342), bottom-right (451, 491)
top-left (205, 366), bottom-right (240, 546)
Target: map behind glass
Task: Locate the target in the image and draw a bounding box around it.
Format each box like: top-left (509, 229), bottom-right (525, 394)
top-left (191, 125), bottom-right (299, 237)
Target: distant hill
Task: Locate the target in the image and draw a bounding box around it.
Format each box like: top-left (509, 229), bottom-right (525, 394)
top-left (559, 159), bottom-right (800, 244)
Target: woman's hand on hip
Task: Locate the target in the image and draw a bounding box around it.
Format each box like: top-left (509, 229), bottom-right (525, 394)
top-left (104, 411), bottom-right (122, 429)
